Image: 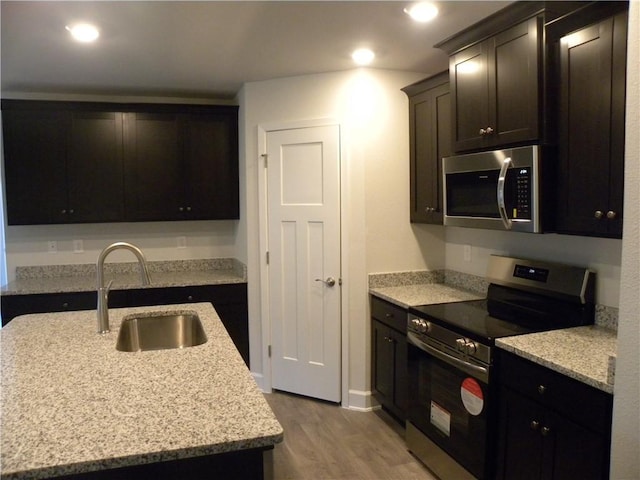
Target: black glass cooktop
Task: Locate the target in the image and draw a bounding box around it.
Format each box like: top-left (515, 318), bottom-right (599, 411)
top-left (408, 299), bottom-right (561, 344)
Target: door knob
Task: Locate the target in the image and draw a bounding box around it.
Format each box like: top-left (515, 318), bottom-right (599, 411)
top-left (315, 277), bottom-right (336, 287)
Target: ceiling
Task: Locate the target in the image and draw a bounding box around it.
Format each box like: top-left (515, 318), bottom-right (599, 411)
top-left (1, 1), bottom-right (510, 100)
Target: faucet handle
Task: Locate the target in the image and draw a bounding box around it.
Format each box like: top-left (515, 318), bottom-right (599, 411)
top-left (105, 279), bottom-right (114, 293)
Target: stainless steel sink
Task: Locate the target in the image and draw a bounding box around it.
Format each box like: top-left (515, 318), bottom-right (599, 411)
top-left (116, 312), bottom-right (207, 352)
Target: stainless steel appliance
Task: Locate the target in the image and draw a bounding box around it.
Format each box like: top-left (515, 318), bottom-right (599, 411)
top-left (443, 145), bottom-right (547, 233)
top-left (406, 255), bottom-right (595, 480)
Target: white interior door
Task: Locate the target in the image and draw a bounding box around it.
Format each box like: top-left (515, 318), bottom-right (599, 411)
top-left (266, 124), bottom-right (341, 402)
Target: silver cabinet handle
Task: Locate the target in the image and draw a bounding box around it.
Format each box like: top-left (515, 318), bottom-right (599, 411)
top-left (607, 211), bottom-right (617, 219)
top-left (595, 210), bottom-right (604, 219)
top-left (315, 277), bottom-right (336, 287)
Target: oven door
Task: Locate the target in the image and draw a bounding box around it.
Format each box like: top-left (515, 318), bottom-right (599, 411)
top-left (407, 332), bottom-right (492, 479)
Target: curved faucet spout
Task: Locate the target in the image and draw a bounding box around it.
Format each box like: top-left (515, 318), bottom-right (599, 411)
top-left (97, 242), bottom-right (151, 334)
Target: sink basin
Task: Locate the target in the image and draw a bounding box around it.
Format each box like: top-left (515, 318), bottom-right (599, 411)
top-left (116, 312), bottom-right (207, 352)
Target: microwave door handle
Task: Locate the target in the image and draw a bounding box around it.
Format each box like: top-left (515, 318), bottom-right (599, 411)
top-left (497, 158), bottom-right (513, 230)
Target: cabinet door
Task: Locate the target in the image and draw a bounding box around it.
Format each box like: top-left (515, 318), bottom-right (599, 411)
top-left (371, 320), bottom-right (407, 420)
top-left (544, 410), bottom-right (609, 480)
top-left (451, 41), bottom-right (490, 152)
top-left (496, 388), bottom-right (545, 480)
top-left (407, 75), bottom-right (450, 224)
top-left (67, 111), bottom-right (125, 223)
top-left (451, 17), bottom-right (540, 152)
top-left (184, 112), bottom-right (239, 220)
top-left (556, 13), bottom-right (627, 238)
top-left (491, 17), bottom-right (540, 146)
top-left (2, 108), bottom-right (68, 225)
top-left (124, 112), bottom-right (184, 221)
top-left (372, 320), bottom-right (395, 408)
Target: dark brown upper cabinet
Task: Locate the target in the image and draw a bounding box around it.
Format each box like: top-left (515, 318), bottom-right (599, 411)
top-left (435, 2), bottom-right (588, 154)
top-left (1, 100), bottom-right (239, 225)
top-left (124, 108), bottom-right (239, 221)
top-left (2, 102), bottom-right (124, 225)
top-left (449, 17), bottom-right (541, 153)
top-left (554, 10), bottom-right (628, 238)
top-left (402, 72), bottom-right (451, 224)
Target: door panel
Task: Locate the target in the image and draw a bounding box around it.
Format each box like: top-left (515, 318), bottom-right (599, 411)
top-left (266, 124), bottom-right (341, 403)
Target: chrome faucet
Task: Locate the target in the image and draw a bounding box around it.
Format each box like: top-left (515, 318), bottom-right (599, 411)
top-left (96, 242), bottom-right (151, 334)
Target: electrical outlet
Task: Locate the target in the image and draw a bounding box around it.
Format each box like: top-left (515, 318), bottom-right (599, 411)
top-left (73, 239), bottom-right (84, 253)
top-left (177, 236), bottom-right (187, 249)
top-left (47, 240), bottom-right (57, 254)
top-left (463, 244), bottom-right (472, 263)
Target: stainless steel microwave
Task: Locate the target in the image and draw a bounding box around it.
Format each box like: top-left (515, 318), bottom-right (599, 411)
top-left (443, 145), bottom-right (542, 233)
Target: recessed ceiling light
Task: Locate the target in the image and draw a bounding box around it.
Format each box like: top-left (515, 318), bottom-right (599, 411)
top-left (352, 48), bottom-right (375, 66)
top-left (65, 23), bottom-right (100, 43)
top-left (404, 2), bottom-right (439, 23)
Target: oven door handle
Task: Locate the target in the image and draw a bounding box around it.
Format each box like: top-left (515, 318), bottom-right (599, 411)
top-left (408, 332), bottom-right (489, 383)
top-left (497, 157), bottom-right (513, 230)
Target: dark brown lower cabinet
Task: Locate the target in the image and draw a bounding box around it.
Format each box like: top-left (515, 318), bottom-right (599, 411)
top-left (1, 283), bottom-right (249, 367)
top-left (496, 351), bottom-right (612, 480)
top-left (370, 296), bottom-right (407, 422)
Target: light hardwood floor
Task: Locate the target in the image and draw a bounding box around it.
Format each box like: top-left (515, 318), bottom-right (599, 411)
top-left (264, 391), bottom-right (438, 480)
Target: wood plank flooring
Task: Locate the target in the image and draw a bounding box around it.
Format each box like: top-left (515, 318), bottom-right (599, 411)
top-left (264, 391), bottom-right (438, 480)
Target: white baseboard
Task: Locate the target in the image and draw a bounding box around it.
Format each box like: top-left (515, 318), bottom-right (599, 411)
top-left (252, 371), bottom-right (271, 393)
top-left (346, 389), bottom-right (379, 411)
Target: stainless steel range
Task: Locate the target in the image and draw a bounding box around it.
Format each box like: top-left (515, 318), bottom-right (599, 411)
top-left (406, 255), bottom-right (595, 480)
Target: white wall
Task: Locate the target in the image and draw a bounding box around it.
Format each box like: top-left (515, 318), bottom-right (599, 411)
top-left (240, 68), bottom-right (445, 407)
top-left (4, 221), bottom-right (238, 279)
top-left (610, 1), bottom-right (640, 478)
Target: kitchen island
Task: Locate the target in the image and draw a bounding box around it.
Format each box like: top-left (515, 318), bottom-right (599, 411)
top-left (0, 303), bottom-right (283, 479)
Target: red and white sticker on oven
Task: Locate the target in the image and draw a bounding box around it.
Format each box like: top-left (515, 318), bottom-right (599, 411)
top-left (460, 377), bottom-right (484, 416)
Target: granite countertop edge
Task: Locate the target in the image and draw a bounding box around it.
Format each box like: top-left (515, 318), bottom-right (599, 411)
top-left (0, 303), bottom-right (282, 480)
top-left (496, 326), bottom-right (617, 394)
top-left (1, 259), bottom-right (247, 296)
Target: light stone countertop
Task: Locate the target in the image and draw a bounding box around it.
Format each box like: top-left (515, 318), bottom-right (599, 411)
top-left (0, 303), bottom-right (283, 480)
top-left (369, 283), bottom-right (485, 308)
top-left (1, 259), bottom-right (246, 296)
top-left (496, 326), bottom-right (617, 394)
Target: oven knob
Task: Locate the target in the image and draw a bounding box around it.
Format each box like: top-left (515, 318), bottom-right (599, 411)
top-left (422, 321), bottom-right (431, 333)
top-left (456, 338), bottom-right (466, 351)
top-left (465, 340), bottom-right (477, 354)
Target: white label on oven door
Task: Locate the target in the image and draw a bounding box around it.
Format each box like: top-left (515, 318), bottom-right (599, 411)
top-left (430, 401), bottom-right (451, 437)
top-left (461, 377), bottom-right (484, 416)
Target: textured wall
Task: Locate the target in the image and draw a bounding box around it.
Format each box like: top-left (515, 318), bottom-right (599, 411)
top-left (610, 2), bottom-right (640, 478)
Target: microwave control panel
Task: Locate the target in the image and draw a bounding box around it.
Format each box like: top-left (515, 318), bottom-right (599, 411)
top-left (514, 167), bottom-right (531, 219)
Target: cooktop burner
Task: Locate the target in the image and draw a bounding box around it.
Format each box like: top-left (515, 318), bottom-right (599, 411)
top-left (408, 300), bottom-right (559, 344)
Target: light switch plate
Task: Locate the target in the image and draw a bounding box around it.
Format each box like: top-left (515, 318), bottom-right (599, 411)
top-left (73, 239), bottom-right (84, 253)
top-left (47, 240), bottom-right (57, 254)
top-left (463, 244), bottom-right (472, 262)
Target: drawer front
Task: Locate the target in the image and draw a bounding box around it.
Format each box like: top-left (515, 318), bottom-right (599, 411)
top-left (1, 292), bottom-right (97, 325)
top-left (371, 296), bottom-right (407, 333)
top-left (498, 350), bottom-right (612, 433)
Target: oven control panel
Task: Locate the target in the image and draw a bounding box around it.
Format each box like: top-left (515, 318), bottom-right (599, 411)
top-left (408, 314), bottom-right (491, 366)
